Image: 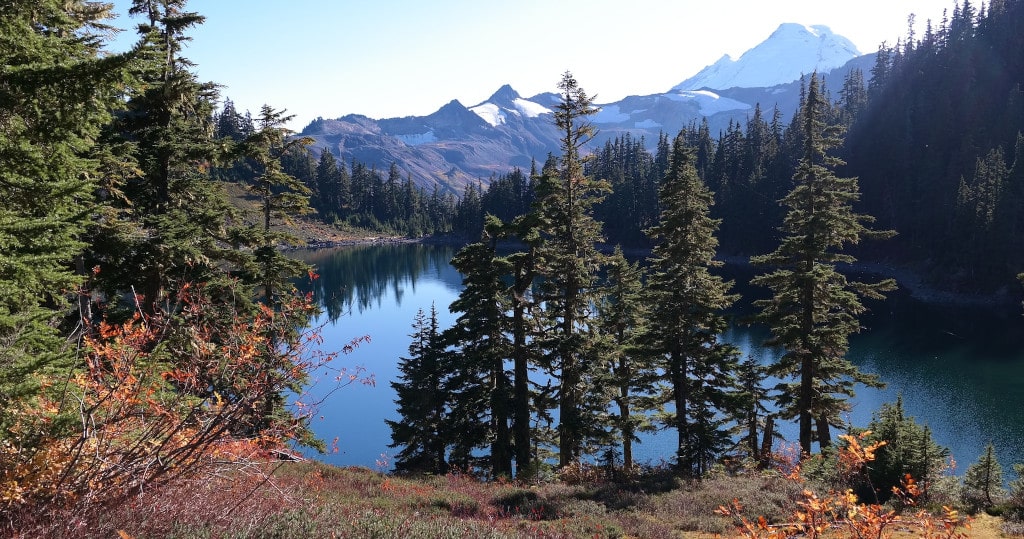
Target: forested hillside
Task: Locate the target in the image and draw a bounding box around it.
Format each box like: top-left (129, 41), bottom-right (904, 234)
top-left (4, 0), bottom-right (1024, 536)
top-left (846, 0), bottom-right (1024, 291)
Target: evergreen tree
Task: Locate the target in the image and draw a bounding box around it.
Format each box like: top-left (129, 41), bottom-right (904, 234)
top-left (862, 397), bottom-right (950, 503)
top-left (752, 73), bottom-right (896, 455)
top-left (733, 357), bottom-right (771, 465)
top-left (388, 305), bottom-right (448, 474)
top-left (533, 72), bottom-right (611, 466)
top-left (506, 210), bottom-right (543, 477)
top-left (838, 68), bottom-right (868, 126)
top-left (454, 183), bottom-right (483, 237)
top-left (595, 247), bottom-right (654, 471)
top-left (0, 0), bottom-right (126, 432)
top-left (443, 218), bottom-right (514, 475)
top-left (96, 0), bottom-right (233, 316)
top-left (962, 443), bottom-right (1006, 513)
top-left (314, 148), bottom-right (343, 217)
top-left (955, 147), bottom-right (1011, 279)
top-left (235, 106), bottom-right (314, 305)
top-left (642, 135), bottom-right (741, 476)
top-left (1009, 462), bottom-right (1024, 521)
top-left (215, 98), bottom-right (252, 142)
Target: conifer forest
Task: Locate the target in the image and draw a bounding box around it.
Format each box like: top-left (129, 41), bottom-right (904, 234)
top-left (3, 0), bottom-right (1024, 536)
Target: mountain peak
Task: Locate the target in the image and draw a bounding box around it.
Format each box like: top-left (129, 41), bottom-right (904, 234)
top-left (488, 84), bottom-right (520, 104)
top-left (672, 23), bottom-right (860, 91)
top-left (770, 22), bottom-right (831, 39)
top-left (469, 86), bottom-right (552, 127)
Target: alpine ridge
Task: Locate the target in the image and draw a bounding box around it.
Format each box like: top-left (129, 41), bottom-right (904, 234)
top-left (300, 23), bottom-right (874, 193)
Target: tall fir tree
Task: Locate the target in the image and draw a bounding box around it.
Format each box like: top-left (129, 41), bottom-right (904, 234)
top-left (388, 305), bottom-right (449, 474)
top-left (506, 210), bottom-right (543, 476)
top-left (752, 73), bottom-right (896, 455)
top-left (314, 148), bottom-right (343, 217)
top-left (234, 105), bottom-right (314, 305)
top-left (95, 0), bottom-right (234, 316)
top-left (533, 72), bottom-right (612, 466)
top-left (0, 0), bottom-right (128, 433)
top-left (595, 247), bottom-right (654, 471)
top-left (443, 217), bottom-right (515, 475)
top-left (642, 135), bottom-right (741, 476)
top-left (226, 106), bottom-right (317, 435)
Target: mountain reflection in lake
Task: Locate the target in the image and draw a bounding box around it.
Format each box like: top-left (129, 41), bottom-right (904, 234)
top-left (294, 243), bottom-right (1024, 474)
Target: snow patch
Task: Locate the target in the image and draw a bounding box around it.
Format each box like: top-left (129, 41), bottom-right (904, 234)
top-left (668, 90), bottom-right (751, 115)
top-left (592, 104), bottom-right (630, 123)
top-left (396, 131), bottom-right (437, 145)
top-left (513, 98), bottom-right (550, 118)
top-left (634, 119), bottom-right (662, 129)
top-left (470, 103), bottom-right (506, 127)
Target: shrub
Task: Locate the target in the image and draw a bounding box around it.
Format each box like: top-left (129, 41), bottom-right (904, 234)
top-left (0, 284), bottom-right (367, 528)
top-left (860, 397), bottom-right (951, 504)
top-left (716, 432), bottom-right (972, 539)
top-left (960, 443), bottom-right (1006, 514)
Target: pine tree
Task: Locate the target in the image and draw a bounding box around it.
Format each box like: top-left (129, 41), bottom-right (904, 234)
top-left (215, 98), bottom-right (252, 142)
top-left (863, 397), bottom-right (950, 503)
top-left (838, 68), bottom-right (868, 126)
top-left (506, 210), bottom-right (543, 477)
top-left (314, 148), bottom-right (343, 217)
top-left (388, 305), bottom-right (448, 474)
top-left (533, 72), bottom-right (611, 466)
top-left (95, 0), bottom-right (234, 316)
top-left (643, 135), bottom-right (741, 476)
top-left (234, 105), bottom-right (314, 305)
top-left (444, 218), bottom-right (514, 475)
top-left (595, 247), bottom-right (654, 471)
top-left (962, 443), bottom-right (1006, 513)
top-left (0, 0), bottom-right (127, 432)
top-left (733, 357), bottom-right (771, 465)
top-left (752, 73), bottom-right (896, 455)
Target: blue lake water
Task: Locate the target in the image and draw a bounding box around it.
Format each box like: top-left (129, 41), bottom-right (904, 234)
top-left (294, 243), bottom-right (1024, 474)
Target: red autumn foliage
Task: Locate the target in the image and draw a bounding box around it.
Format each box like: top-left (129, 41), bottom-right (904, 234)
top-left (1, 283), bottom-right (369, 524)
top-left (716, 432), bottom-right (972, 539)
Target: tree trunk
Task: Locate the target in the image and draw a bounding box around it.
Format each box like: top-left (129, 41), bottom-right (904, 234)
top-left (759, 414), bottom-right (775, 468)
top-left (799, 352), bottom-right (814, 455)
top-left (618, 356), bottom-right (633, 471)
top-left (816, 412), bottom-right (832, 448)
top-left (512, 256), bottom-right (533, 477)
top-left (491, 353), bottom-right (513, 477)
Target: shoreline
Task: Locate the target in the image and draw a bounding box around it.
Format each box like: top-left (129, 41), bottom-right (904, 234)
top-left (299, 233), bottom-right (1023, 309)
top-left (716, 254), bottom-right (1022, 308)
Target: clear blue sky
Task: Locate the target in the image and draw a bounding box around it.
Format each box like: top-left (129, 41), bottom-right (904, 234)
top-left (106, 0), bottom-right (957, 130)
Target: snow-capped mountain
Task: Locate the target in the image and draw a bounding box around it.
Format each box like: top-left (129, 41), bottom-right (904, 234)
top-left (469, 84), bottom-right (552, 127)
top-left (673, 23), bottom-right (861, 91)
top-left (302, 23), bottom-right (873, 192)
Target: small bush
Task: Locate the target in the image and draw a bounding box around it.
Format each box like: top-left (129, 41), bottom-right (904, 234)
top-left (1003, 519), bottom-right (1024, 536)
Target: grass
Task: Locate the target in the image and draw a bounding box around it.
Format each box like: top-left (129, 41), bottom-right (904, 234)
top-left (11, 459), bottom-right (1015, 538)
top-left (223, 182), bottom-right (387, 246)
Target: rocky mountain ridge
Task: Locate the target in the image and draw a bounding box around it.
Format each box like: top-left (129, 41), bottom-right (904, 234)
top-left (300, 24), bottom-right (875, 193)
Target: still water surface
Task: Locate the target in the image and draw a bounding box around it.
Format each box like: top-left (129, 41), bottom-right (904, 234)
top-left (294, 243), bottom-right (1024, 473)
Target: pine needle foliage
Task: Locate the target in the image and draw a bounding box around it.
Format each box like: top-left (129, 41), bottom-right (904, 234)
top-left (642, 135), bottom-right (741, 477)
top-left (751, 73), bottom-right (896, 455)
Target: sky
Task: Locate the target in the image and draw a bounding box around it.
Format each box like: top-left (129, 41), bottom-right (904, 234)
top-left (106, 0), bottom-right (958, 130)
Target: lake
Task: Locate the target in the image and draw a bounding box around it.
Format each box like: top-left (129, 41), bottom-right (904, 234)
top-left (294, 243), bottom-right (1024, 475)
